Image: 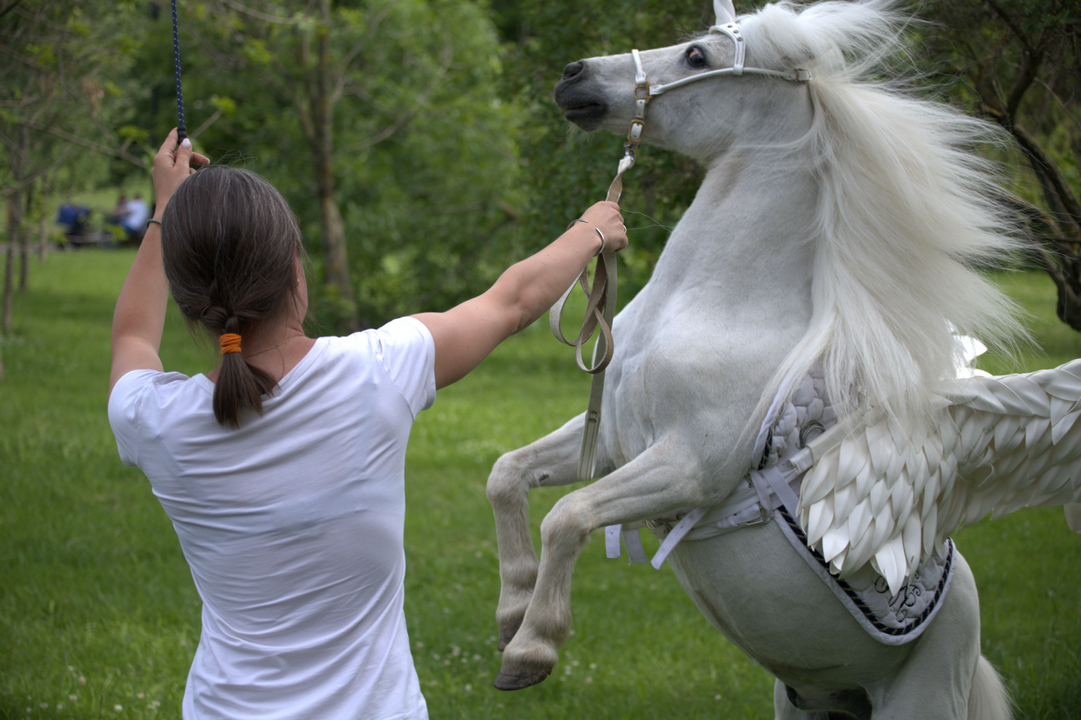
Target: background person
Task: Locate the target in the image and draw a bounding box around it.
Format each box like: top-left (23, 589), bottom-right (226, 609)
top-left (107, 128), bottom-right (626, 719)
top-left (120, 193), bottom-right (150, 242)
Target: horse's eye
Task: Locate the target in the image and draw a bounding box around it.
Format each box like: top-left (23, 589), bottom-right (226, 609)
top-left (686, 46), bottom-right (708, 69)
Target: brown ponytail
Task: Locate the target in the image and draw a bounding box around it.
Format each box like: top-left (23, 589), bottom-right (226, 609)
top-left (160, 167), bottom-right (305, 428)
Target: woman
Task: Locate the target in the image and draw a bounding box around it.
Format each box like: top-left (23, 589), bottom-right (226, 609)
top-left (107, 129), bottom-right (626, 719)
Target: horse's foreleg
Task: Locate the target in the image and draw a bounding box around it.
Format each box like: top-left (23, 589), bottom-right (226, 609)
top-left (495, 439), bottom-right (712, 690)
top-left (487, 415), bottom-right (589, 655)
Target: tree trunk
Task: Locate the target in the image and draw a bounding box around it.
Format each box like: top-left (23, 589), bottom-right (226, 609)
top-left (37, 211), bottom-right (48, 262)
top-left (296, 0), bottom-right (359, 330)
top-left (3, 197), bottom-right (16, 334)
top-left (19, 183), bottom-right (32, 292)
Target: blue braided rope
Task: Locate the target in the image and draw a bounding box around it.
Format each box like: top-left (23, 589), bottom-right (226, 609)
top-left (171, 0), bottom-right (187, 143)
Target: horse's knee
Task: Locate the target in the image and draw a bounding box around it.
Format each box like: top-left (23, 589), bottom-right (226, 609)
top-left (539, 495), bottom-right (592, 552)
top-left (487, 451), bottom-right (532, 508)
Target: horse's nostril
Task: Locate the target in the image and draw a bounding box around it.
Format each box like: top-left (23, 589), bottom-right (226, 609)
top-left (561, 61), bottom-right (585, 81)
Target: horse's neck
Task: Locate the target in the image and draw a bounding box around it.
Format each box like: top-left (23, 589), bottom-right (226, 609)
top-left (646, 152), bottom-right (818, 313)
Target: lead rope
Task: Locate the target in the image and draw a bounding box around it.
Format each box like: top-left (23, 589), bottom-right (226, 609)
top-left (170, 0), bottom-right (188, 144)
top-left (549, 57), bottom-right (649, 482)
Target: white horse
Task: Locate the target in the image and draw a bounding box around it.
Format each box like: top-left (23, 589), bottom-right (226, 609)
top-left (486, 1), bottom-right (1081, 718)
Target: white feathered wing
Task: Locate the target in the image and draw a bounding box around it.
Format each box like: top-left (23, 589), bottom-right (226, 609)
top-left (797, 359), bottom-right (1081, 595)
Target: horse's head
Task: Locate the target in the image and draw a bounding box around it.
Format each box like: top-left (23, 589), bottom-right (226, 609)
top-left (553, 3), bottom-right (813, 162)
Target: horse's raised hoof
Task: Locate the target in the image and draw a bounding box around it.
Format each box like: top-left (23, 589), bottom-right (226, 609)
top-left (497, 619), bottom-right (522, 651)
top-left (493, 664), bottom-right (552, 691)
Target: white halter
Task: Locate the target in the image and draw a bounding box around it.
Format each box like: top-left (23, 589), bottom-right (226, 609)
top-left (626, 22), bottom-right (810, 148)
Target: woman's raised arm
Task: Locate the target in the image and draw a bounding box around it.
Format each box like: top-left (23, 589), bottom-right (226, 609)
top-left (109, 129), bottom-right (209, 396)
top-left (413, 201), bottom-right (627, 389)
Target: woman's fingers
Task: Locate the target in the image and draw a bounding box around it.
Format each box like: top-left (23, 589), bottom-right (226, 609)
top-left (152, 130), bottom-right (202, 210)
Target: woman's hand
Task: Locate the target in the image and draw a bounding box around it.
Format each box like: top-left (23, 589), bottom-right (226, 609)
top-left (577, 201), bottom-right (628, 254)
top-left (151, 128), bottom-right (210, 217)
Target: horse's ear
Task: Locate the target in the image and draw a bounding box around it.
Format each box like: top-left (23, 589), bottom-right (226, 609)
top-left (713, 0), bottom-right (737, 25)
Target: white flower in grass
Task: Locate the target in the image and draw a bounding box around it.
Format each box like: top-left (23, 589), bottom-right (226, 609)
top-left (69, 695), bottom-right (78, 702)
top-left (114, 703), bottom-right (123, 712)
top-left (464, 684), bottom-right (473, 692)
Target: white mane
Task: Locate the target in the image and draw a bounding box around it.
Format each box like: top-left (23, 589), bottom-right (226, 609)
top-left (740, 0), bottom-right (1026, 435)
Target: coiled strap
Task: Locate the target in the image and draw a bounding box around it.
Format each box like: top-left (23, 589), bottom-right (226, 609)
top-left (549, 171), bottom-right (624, 481)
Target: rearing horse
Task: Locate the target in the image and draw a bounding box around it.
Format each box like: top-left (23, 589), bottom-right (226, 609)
top-left (486, 1), bottom-right (1081, 717)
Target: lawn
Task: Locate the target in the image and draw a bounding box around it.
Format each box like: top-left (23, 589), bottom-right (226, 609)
top-left (1, 250), bottom-right (1078, 719)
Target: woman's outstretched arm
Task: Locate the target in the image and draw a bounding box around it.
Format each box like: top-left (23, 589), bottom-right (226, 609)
top-left (109, 130), bottom-right (209, 396)
top-left (414, 201), bottom-right (627, 389)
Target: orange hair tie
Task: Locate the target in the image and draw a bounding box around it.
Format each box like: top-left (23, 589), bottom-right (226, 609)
top-left (219, 333), bottom-right (242, 354)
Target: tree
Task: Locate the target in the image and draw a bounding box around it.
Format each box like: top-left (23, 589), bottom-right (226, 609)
top-left (0, 0), bottom-right (148, 379)
top-left (134, 0), bottom-right (522, 329)
top-left (919, 0), bottom-right (1081, 329)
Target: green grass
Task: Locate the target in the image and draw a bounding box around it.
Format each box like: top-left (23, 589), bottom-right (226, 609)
top-left (1, 252), bottom-right (1079, 719)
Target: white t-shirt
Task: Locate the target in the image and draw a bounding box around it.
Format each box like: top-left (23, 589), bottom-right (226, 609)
top-left (108, 317), bottom-right (436, 720)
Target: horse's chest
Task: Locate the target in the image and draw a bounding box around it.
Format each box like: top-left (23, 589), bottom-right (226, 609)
top-left (600, 327), bottom-right (778, 463)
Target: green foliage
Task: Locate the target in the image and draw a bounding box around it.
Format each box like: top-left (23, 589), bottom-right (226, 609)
top-left (124, 0), bottom-right (523, 328)
top-left (0, 0), bottom-right (154, 215)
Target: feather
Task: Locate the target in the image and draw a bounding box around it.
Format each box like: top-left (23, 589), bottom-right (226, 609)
top-left (802, 451), bottom-right (838, 506)
top-left (999, 376), bottom-right (1049, 416)
top-left (834, 480), bottom-right (859, 526)
top-left (868, 422), bottom-right (892, 478)
top-left (993, 414), bottom-right (1022, 455)
top-left (869, 477), bottom-right (890, 517)
top-left (846, 517), bottom-right (879, 571)
top-left (1052, 409), bottom-right (1081, 445)
top-left (901, 513), bottom-right (922, 569)
top-left (1049, 395), bottom-right (1074, 429)
top-left (836, 436), bottom-right (868, 489)
top-left (821, 527), bottom-right (849, 568)
top-left (806, 498), bottom-right (834, 547)
top-left (871, 498), bottom-right (894, 552)
top-left (921, 501), bottom-right (939, 556)
top-left (847, 497), bottom-right (874, 544)
top-left (1025, 416), bottom-right (1052, 454)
